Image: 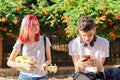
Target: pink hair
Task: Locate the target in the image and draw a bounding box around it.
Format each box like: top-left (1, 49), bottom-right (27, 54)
top-left (19, 14), bottom-right (40, 43)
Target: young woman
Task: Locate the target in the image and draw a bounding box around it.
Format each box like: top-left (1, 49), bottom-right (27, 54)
top-left (7, 14), bottom-right (51, 80)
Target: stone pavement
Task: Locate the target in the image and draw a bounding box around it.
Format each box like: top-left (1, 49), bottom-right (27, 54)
top-left (0, 67), bottom-right (74, 80)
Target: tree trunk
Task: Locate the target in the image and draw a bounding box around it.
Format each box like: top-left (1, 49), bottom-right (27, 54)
top-left (0, 40), bottom-right (3, 67)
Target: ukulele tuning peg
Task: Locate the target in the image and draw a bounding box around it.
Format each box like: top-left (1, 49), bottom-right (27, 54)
top-left (50, 64), bottom-right (52, 66)
top-left (54, 64), bottom-right (57, 66)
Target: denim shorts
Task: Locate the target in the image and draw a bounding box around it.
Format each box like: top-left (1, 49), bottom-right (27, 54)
top-left (18, 73), bottom-right (48, 80)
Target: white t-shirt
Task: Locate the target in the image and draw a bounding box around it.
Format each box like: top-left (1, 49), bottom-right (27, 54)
top-left (68, 35), bottom-right (109, 73)
top-left (13, 36), bottom-right (51, 77)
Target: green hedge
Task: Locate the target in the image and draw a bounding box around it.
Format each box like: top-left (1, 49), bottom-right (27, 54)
top-left (0, 0), bottom-right (120, 42)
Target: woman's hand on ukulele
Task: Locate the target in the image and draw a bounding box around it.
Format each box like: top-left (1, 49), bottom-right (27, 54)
top-left (39, 63), bottom-right (48, 72)
top-left (22, 62), bottom-right (35, 72)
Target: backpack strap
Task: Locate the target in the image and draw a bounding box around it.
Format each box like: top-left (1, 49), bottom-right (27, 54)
top-left (44, 36), bottom-right (47, 60)
top-left (18, 44), bottom-right (23, 56)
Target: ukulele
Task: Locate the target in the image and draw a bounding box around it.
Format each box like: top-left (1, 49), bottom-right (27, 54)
top-left (15, 56), bottom-right (57, 73)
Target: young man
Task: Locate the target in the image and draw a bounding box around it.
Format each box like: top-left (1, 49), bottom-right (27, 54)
top-left (68, 16), bottom-right (109, 80)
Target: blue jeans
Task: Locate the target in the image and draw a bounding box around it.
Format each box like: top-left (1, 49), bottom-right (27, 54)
top-left (105, 68), bottom-right (120, 80)
top-left (18, 73), bottom-right (48, 80)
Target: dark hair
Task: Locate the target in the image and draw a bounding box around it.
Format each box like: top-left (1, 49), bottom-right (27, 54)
top-left (78, 16), bottom-right (95, 32)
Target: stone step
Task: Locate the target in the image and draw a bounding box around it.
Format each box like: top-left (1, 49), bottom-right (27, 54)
top-left (1, 65), bottom-right (119, 80)
top-left (0, 68), bottom-right (19, 77)
top-left (49, 66), bottom-right (74, 78)
top-left (1, 65), bottom-right (119, 77)
top-left (0, 66), bottom-right (74, 78)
